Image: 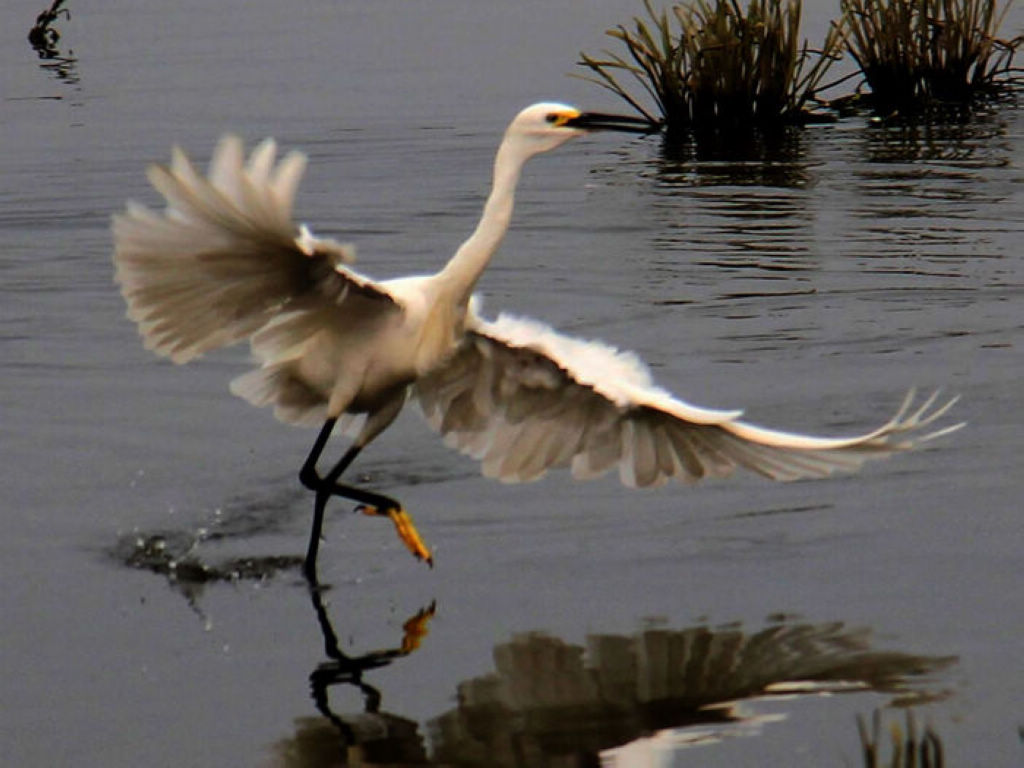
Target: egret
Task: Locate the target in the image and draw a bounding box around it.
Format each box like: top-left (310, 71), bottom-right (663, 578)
top-left (112, 102), bottom-right (961, 581)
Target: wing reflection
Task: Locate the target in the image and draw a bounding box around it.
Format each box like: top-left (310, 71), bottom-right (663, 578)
top-left (428, 622), bottom-right (955, 767)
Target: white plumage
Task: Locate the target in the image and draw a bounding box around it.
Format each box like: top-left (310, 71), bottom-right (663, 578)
top-left (112, 103), bottom-right (961, 578)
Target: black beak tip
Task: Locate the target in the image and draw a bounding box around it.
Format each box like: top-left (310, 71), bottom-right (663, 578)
top-left (567, 112), bottom-right (662, 134)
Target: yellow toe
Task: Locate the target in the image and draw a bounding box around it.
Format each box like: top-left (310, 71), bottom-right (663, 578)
top-left (386, 507), bottom-right (433, 565)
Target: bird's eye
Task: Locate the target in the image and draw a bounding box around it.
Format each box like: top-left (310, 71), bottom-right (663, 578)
top-left (545, 113), bottom-right (559, 124)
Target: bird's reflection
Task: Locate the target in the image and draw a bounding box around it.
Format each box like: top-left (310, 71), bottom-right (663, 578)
top-left (273, 592), bottom-right (436, 767)
top-left (269, 614), bottom-right (953, 767)
top-left (111, 521), bottom-right (955, 765)
top-left (109, 521), bottom-right (954, 765)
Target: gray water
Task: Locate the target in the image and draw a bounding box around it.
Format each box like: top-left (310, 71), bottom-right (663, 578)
top-left (2, 1), bottom-right (1022, 766)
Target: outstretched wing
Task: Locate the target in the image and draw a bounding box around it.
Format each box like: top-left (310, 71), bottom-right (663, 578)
top-left (112, 134), bottom-right (398, 364)
top-left (415, 312), bottom-right (961, 487)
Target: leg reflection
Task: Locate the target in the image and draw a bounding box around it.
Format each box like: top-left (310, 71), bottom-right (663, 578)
top-left (304, 584), bottom-right (436, 761)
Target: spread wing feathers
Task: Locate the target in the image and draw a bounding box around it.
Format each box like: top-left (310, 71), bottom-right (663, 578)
top-left (415, 313), bottom-right (962, 487)
top-left (112, 134), bottom-right (398, 364)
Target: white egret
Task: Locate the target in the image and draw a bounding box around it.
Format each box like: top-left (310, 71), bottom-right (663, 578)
top-left (112, 102), bottom-right (961, 581)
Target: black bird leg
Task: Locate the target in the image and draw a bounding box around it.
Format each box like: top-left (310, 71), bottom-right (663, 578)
top-left (301, 418), bottom-right (362, 580)
top-left (299, 417), bottom-right (338, 493)
top-left (300, 418), bottom-right (432, 581)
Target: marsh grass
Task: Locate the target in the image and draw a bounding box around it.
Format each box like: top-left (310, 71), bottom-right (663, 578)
top-left (579, 0), bottom-right (1021, 137)
top-left (841, 0), bottom-right (1020, 111)
top-left (857, 710), bottom-right (945, 768)
top-left (577, 0), bottom-right (846, 135)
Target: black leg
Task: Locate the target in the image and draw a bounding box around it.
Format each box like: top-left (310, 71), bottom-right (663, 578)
top-left (304, 441), bottom-right (363, 581)
top-left (300, 418), bottom-right (399, 505)
top-left (299, 417), bottom-right (338, 491)
top-left (300, 417), bottom-right (430, 580)
top-left (301, 417), bottom-right (344, 581)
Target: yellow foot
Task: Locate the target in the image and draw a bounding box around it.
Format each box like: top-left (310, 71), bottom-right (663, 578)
top-left (358, 505), bottom-right (433, 566)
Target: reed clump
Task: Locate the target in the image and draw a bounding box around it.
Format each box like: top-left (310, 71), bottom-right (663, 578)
top-left (841, 0), bottom-right (1021, 111)
top-left (577, 0), bottom-right (845, 135)
top-left (579, 0), bottom-right (1021, 135)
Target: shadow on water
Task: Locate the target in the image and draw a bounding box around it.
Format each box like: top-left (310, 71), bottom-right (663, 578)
top-left (108, 481), bottom-right (308, 616)
top-left (268, 608), bottom-right (953, 767)
top-left (111, 527), bottom-right (302, 593)
top-left (108, 455), bottom-right (471, 609)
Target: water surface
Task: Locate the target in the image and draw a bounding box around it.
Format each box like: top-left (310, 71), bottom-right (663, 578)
top-left (2, 1), bottom-right (1022, 766)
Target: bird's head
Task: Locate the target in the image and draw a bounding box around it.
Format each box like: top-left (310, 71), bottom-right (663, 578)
top-left (504, 102), bottom-right (657, 158)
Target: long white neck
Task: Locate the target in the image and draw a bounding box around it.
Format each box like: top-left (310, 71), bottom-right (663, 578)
top-left (438, 138), bottom-right (527, 306)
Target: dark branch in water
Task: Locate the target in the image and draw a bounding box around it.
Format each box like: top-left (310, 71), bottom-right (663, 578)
top-left (28, 0), bottom-right (70, 59)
